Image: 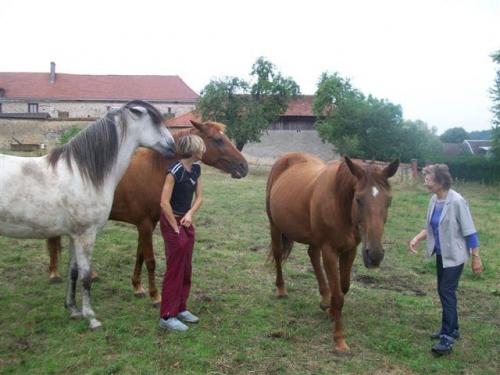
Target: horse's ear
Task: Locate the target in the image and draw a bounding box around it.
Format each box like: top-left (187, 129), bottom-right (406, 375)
top-left (190, 120), bottom-right (204, 132)
top-left (128, 106), bottom-right (147, 116)
top-left (383, 159), bottom-right (400, 179)
top-left (345, 156), bottom-right (364, 179)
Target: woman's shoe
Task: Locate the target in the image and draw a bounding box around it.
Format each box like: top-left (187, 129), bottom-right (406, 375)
top-left (430, 329), bottom-right (460, 340)
top-left (431, 335), bottom-right (455, 356)
top-left (159, 317), bottom-right (189, 331)
top-left (177, 310), bottom-right (199, 323)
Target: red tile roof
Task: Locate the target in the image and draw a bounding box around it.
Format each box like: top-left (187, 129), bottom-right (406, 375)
top-left (282, 95), bottom-right (314, 117)
top-left (0, 72), bottom-right (199, 102)
top-left (166, 111), bottom-right (201, 128)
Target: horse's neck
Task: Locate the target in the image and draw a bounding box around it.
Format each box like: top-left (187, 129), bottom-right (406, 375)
top-left (104, 129), bottom-right (140, 192)
top-left (325, 163), bottom-right (356, 225)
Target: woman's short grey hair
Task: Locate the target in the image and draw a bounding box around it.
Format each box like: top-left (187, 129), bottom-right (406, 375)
top-left (177, 134), bottom-right (206, 158)
top-left (423, 164), bottom-right (453, 190)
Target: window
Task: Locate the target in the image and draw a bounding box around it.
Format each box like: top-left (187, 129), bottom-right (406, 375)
top-left (0, 103), bottom-right (2, 113)
top-left (28, 103), bottom-right (39, 113)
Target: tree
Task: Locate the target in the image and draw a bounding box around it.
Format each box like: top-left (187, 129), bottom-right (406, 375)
top-left (196, 57), bottom-right (300, 150)
top-left (491, 50), bottom-right (500, 159)
top-left (314, 72), bottom-right (404, 160)
top-left (439, 127), bottom-right (469, 143)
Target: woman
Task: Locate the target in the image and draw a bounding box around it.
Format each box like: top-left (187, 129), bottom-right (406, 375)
top-left (409, 164), bottom-right (483, 355)
top-left (158, 134), bottom-right (206, 332)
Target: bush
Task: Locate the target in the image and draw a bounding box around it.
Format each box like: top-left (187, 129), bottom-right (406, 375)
top-left (59, 126), bottom-right (82, 145)
top-left (426, 155), bottom-right (500, 184)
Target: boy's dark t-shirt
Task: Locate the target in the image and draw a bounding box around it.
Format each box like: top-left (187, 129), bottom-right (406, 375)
top-left (168, 161), bottom-right (201, 216)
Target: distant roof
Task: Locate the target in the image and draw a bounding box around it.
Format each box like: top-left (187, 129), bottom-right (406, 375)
top-left (166, 111), bottom-right (201, 128)
top-left (464, 140), bottom-right (492, 155)
top-left (0, 72), bottom-right (199, 102)
top-left (282, 95), bottom-right (314, 117)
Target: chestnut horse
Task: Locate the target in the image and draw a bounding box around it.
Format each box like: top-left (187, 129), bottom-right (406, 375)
top-left (266, 153), bottom-right (399, 352)
top-left (47, 120), bottom-right (248, 306)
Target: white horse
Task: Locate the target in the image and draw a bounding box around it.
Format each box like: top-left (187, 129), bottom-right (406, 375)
top-left (0, 100), bottom-right (176, 330)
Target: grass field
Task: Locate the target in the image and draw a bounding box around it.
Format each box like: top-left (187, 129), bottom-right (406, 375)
top-left (0, 165), bottom-right (498, 374)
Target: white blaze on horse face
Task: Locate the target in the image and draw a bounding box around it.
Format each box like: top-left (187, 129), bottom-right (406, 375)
top-left (372, 186), bottom-right (379, 198)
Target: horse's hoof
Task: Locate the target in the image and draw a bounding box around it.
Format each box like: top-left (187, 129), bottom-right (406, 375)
top-left (319, 302), bottom-right (330, 311)
top-left (134, 290), bottom-right (146, 298)
top-left (70, 310), bottom-right (83, 319)
top-left (49, 275), bottom-right (62, 283)
top-left (275, 288), bottom-right (288, 299)
top-left (90, 272), bottom-right (99, 282)
top-left (334, 341), bottom-right (351, 354)
top-left (89, 319), bottom-right (102, 331)
top-left (152, 301), bottom-right (161, 309)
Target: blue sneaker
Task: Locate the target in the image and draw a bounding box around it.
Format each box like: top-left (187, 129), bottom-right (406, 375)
top-left (159, 317), bottom-right (188, 332)
top-left (430, 329), bottom-right (460, 340)
top-left (177, 310), bottom-right (199, 323)
top-left (431, 335), bottom-right (455, 356)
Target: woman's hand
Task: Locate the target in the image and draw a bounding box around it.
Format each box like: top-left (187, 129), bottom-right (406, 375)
top-left (409, 237), bottom-right (419, 254)
top-left (180, 212), bottom-right (193, 227)
top-left (471, 256), bottom-right (483, 274)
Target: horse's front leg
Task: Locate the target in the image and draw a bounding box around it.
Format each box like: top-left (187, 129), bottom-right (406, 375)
top-left (322, 246), bottom-right (349, 353)
top-left (73, 230), bottom-right (102, 330)
top-left (339, 248), bottom-right (357, 295)
top-left (308, 245), bottom-right (330, 310)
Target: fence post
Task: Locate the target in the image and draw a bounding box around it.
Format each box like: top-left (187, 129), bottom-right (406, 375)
top-left (411, 159), bottom-right (418, 183)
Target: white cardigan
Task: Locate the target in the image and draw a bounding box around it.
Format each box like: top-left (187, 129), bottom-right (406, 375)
top-left (425, 189), bottom-right (477, 268)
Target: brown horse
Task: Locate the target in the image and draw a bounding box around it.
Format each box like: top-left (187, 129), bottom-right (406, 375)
top-left (266, 153), bottom-right (399, 352)
top-left (48, 120), bottom-right (248, 306)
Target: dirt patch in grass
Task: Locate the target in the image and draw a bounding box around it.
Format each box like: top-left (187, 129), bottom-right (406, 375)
top-left (353, 274), bottom-right (427, 296)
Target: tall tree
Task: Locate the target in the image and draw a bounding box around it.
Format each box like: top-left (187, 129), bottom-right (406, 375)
top-left (439, 127), bottom-right (469, 143)
top-left (314, 72), bottom-right (404, 160)
top-left (491, 50), bottom-right (500, 159)
top-left (196, 57), bottom-right (300, 150)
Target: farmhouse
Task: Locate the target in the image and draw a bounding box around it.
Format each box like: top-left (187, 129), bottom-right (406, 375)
top-left (442, 139), bottom-right (492, 157)
top-left (0, 62), bottom-right (198, 148)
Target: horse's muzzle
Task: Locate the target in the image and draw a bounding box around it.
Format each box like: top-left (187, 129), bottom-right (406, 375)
top-left (362, 248), bottom-right (384, 268)
top-left (231, 160), bottom-right (249, 179)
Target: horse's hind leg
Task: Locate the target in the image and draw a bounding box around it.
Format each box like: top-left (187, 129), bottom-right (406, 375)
top-left (72, 230), bottom-right (102, 330)
top-left (308, 245), bottom-right (330, 310)
top-left (48, 237), bottom-right (62, 282)
top-left (270, 224), bottom-right (288, 298)
top-left (131, 224), bottom-right (147, 298)
top-left (65, 237), bottom-right (82, 319)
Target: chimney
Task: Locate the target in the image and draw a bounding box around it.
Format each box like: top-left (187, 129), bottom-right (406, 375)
top-left (49, 61), bottom-right (56, 83)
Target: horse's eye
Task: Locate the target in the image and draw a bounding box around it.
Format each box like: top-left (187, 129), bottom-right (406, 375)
top-left (214, 138), bottom-right (224, 146)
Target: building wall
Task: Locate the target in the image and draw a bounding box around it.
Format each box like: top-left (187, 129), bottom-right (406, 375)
top-left (243, 130), bottom-right (338, 162)
top-left (0, 100), bottom-right (195, 119)
top-left (0, 119), bottom-right (92, 149)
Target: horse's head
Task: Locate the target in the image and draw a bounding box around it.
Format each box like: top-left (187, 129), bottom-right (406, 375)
top-left (345, 156), bottom-right (399, 268)
top-left (190, 120), bottom-right (248, 178)
top-left (124, 100), bottom-right (176, 158)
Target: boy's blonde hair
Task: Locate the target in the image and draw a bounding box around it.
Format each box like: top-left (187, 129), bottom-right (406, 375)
top-left (177, 134), bottom-right (206, 157)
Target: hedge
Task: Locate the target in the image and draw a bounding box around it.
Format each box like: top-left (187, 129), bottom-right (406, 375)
top-left (425, 155), bottom-right (500, 184)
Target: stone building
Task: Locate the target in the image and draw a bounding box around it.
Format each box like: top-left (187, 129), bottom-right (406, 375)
top-left (0, 62), bottom-right (198, 148)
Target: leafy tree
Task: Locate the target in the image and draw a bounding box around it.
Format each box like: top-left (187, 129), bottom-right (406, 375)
top-left (314, 72), bottom-right (404, 160)
top-left (439, 127), bottom-right (469, 143)
top-left (491, 50), bottom-right (500, 159)
top-left (196, 57), bottom-right (300, 150)
top-left (397, 120), bottom-right (442, 162)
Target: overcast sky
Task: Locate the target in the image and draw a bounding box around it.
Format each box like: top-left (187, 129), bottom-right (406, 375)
top-left (1, 0), bottom-right (499, 134)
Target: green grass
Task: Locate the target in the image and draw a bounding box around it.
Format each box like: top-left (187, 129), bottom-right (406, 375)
top-left (0, 167), bottom-right (498, 374)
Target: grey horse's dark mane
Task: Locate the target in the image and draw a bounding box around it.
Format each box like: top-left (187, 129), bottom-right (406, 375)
top-left (48, 100), bottom-right (164, 189)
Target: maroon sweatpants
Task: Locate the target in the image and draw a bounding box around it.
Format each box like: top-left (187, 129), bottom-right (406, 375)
top-left (159, 213), bottom-right (195, 319)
